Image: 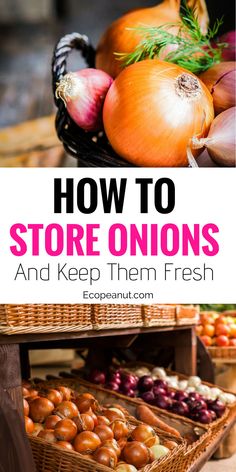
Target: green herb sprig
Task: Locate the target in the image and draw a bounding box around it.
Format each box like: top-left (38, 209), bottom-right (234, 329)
top-left (116, 4), bottom-right (226, 74)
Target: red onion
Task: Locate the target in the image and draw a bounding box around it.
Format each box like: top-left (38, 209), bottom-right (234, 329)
top-left (170, 401), bottom-right (189, 416)
top-left (89, 369), bottom-right (107, 385)
top-left (200, 62), bottom-right (236, 115)
top-left (153, 386), bottom-right (167, 397)
top-left (173, 391), bottom-right (189, 402)
top-left (187, 392), bottom-right (202, 401)
top-left (125, 389), bottom-right (135, 398)
top-left (192, 107), bottom-right (236, 167)
top-left (196, 410), bottom-right (213, 424)
top-left (138, 376), bottom-right (154, 392)
top-left (220, 31), bottom-right (236, 61)
top-left (154, 394), bottom-right (170, 410)
top-left (140, 391), bottom-right (155, 405)
top-left (109, 373), bottom-right (121, 385)
top-left (55, 69), bottom-right (113, 131)
top-left (208, 400), bottom-right (226, 418)
top-left (105, 381), bottom-right (120, 392)
top-left (190, 400), bottom-right (207, 412)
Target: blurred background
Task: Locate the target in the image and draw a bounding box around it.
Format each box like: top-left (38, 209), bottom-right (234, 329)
top-left (0, 0), bottom-right (235, 166)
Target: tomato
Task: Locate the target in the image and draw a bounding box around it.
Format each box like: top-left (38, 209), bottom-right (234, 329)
top-left (200, 335), bottom-right (213, 347)
top-left (202, 324), bottom-right (215, 337)
top-left (215, 335), bottom-right (229, 347)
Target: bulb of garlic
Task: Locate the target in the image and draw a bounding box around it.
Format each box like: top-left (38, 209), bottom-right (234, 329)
top-left (178, 380), bottom-right (188, 390)
top-left (152, 367), bottom-right (167, 379)
top-left (188, 376), bottom-right (202, 388)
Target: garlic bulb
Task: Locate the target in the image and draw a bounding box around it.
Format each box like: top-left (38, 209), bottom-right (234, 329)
top-left (135, 367), bottom-right (151, 377)
top-left (152, 368), bottom-right (167, 379)
top-left (220, 393), bottom-right (236, 405)
top-left (196, 385), bottom-right (211, 396)
top-left (178, 380), bottom-right (188, 390)
top-left (210, 387), bottom-right (221, 400)
top-left (166, 376), bottom-right (178, 388)
top-left (188, 376), bottom-right (202, 388)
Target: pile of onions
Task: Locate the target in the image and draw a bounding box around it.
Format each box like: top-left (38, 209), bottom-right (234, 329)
top-left (200, 62), bottom-right (236, 115)
top-left (24, 382), bottom-right (172, 469)
top-left (191, 107), bottom-right (236, 167)
top-left (96, 0), bottom-right (209, 77)
top-left (103, 60), bottom-right (214, 167)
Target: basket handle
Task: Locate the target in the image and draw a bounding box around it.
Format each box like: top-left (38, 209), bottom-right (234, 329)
top-left (52, 32), bottom-right (96, 106)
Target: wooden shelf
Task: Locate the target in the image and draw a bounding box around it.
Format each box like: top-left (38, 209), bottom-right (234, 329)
top-left (0, 324), bottom-right (196, 345)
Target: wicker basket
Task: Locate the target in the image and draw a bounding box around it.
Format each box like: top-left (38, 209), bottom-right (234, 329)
top-left (175, 305), bottom-right (200, 326)
top-left (142, 305), bottom-right (176, 327)
top-left (0, 304), bottom-right (92, 335)
top-left (208, 346), bottom-right (236, 360)
top-left (92, 304), bottom-right (143, 330)
top-left (30, 379), bottom-right (185, 472)
top-left (124, 362), bottom-right (235, 435)
top-left (42, 376), bottom-right (214, 471)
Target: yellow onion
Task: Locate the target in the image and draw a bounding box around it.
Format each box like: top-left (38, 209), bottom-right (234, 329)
top-left (96, 0), bottom-right (209, 78)
top-left (200, 62), bottom-right (236, 115)
top-left (103, 60), bottom-right (214, 167)
top-left (192, 107), bottom-right (236, 167)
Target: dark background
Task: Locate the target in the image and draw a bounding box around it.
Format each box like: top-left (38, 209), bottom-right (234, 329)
top-left (0, 0), bottom-right (235, 128)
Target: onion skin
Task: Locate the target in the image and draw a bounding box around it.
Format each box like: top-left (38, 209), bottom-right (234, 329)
top-left (38, 429), bottom-right (57, 443)
top-left (200, 62), bottom-right (236, 115)
top-left (220, 31), bottom-right (236, 61)
top-left (29, 397), bottom-right (54, 423)
top-left (23, 399), bottom-right (29, 416)
top-left (45, 415), bottom-right (61, 429)
top-left (96, 0), bottom-right (209, 78)
top-left (25, 416), bottom-right (34, 434)
top-left (103, 60), bottom-right (214, 167)
top-left (54, 419), bottom-right (78, 442)
top-left (96, 1), bottom-right (180, 78)
top-left (55, 401), bottom-right (79, 419)
top-left (123, 441), bottom-right (150, 468)
top-left (55, 69), bottom-right (113, 131)
top-left (93, 446), bottom-right (118, 468)
top-left (73, 431), bottom-right (101, 454)
top-left (192, 107), bottom-right (236, 167)
top-left (56, 441), bottom-right (74, 451)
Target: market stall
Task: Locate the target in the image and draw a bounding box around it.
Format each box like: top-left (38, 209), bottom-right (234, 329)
top-left (0, 304), bottom-right (235, 471)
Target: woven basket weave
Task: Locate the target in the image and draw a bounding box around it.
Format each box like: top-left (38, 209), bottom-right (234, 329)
top-left (208, 346), bottom-right (236, 360)
top-left (92, 304), bottom-right (143, 330)
top-left (142, 305), bottom-right (176, 327)
top-left (175, 305), bottom-right (200, 326)
top-left (0, 304), bottom-right (92, 335)
top-left (30, 379), bottom-right (185, 472)
top-left (0, 304), bottom-right (200, 335)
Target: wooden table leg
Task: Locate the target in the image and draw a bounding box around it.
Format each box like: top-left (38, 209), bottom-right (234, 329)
top-left (175, 327), bottom-right (197, 376)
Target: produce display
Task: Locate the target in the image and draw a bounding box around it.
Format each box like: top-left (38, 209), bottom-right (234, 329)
top-left (197, 311), bottom-right (236, 347)
top-left (55, 0), bottom-right (236, 167)
top-left (88, 366), bottom-right (236, 424)
top-left (22, 382), bottom-right (178, 470)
